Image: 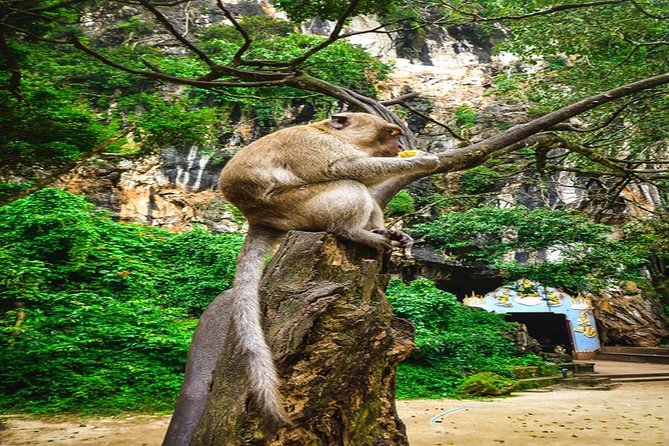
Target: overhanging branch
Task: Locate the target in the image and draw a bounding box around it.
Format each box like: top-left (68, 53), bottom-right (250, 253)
top-left (372, 71), bottom-right (669, 206)
top-left (439, 0), bottom-right (626, 23)
top-left (436, 71), bottom-right (669, 172)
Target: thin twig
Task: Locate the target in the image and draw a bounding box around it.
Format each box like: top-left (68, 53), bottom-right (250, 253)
top-left (216, 0), bottom-right (252, 65)
top-left (137, 0), bottom-right (216, 67)
top-left (395, 101), bottom-right (466, 142)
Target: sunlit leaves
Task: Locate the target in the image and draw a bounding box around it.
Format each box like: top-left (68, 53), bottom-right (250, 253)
top-left (0, 189), bottom-right (242, 413)
top-left (410, 206), bottom-right (647, 291)
top-left (275, 0), bottom-right (403, 23)
top-left (387, 278), bottom-right (543, 398)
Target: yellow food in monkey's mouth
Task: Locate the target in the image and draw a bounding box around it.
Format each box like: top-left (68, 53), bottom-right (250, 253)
top-left (397, 150), bottom-right (423, 158)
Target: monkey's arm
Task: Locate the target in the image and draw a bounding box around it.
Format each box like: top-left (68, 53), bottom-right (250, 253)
top-left (326, 155), bottom-right (439, 185)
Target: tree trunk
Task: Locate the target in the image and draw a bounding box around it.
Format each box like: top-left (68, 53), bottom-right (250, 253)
top-left (190, 231), bottom-right (415, 445)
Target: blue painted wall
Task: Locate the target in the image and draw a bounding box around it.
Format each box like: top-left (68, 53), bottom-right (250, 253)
top-left (464, 279), bottom-right (601, 353)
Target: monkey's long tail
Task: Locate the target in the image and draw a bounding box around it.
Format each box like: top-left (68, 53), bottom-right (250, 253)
top-left (231, 226), bottom-right (290, 425)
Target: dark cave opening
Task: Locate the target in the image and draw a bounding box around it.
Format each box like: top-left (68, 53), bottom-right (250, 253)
top-left (505, 313), bottom-right (574, 354)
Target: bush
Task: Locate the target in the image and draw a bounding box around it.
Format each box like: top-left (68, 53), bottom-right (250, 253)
top-left (454, 104), bottom-right (477, 128)
top-left (457, 372), bottom-right (518, 396)
top-left (386, 278), bottom-right (541, 399)
top-left (386, 190), bottom-right (416, 216)
top-left (0, 189), bottom-right (242, 413)
top-left (409, 206), bottom-right (647, 292)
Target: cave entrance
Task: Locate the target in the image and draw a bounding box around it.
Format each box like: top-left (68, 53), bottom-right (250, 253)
top-left (463, 280), bottom-right (601, 359)
top-left (505, 313), bottom-right (574, 354)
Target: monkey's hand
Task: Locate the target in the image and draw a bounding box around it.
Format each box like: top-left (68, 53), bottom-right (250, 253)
top-left (372, 229), bottom-right (413, 248)
top-left (410, 153), bottom-right (440, 171)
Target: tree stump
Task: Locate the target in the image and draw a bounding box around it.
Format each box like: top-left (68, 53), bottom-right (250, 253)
top-left (191, 231), bottom-right (415, 445)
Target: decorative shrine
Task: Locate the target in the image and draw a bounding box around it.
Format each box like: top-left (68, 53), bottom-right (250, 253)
top-left (463, 279), bottom-right (601, 359)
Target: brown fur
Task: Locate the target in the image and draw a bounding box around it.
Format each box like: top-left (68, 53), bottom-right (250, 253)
top-left (218, 113), bottom-right (439, 423)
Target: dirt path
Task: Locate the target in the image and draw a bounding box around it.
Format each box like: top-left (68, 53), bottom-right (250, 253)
top-left (1, 382), bottom-right (667, 445)
top-left (399, 381), bottom-right (668, 446)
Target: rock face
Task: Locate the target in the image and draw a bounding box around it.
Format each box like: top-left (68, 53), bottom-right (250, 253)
top-left (59, 149), bottom-right (242, 233)
top-left (191, 232), bottom-right (415, 445)
top-left (591, 283), bottom-right (669, 346)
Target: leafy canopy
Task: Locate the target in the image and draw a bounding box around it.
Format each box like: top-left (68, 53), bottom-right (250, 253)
top-left (0, 11), bottom-right (389, 175)
top-left (409, 206), bottom-right (647, 292)
top-left (275, 0), bottom-right (403, 22)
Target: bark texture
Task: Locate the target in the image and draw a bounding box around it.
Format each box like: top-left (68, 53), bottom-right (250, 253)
top-left (191, 231), bottom-right (415, 445)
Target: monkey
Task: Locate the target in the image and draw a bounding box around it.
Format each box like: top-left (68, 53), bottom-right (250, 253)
top-left (162, 113), bottom-right (440, 445)
top-left (219, 112), bottom-right (440, 424)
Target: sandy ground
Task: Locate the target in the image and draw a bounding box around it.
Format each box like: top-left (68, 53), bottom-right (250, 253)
top-left (1, 382), bottom-right (667, 445)
top-left (399, 382), bottom-right (668, 446)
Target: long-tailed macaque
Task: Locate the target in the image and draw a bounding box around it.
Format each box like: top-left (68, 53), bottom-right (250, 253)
top-left (163, 113), bottom-right (439, 443)
top-left (221, 112), bottom-right (439, 422)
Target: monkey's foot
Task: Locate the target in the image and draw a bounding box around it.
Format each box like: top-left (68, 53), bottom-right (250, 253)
top-left (372, 229), bottom-right (413, 248)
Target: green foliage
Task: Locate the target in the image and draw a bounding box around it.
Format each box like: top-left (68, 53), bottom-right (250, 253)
top-left (0, 182), bottom-right (32, 201)
top-left (0, 40), bottom-right (146, 171)
top-left (387, 278), bottom-right (539, 398)
top-left (190, 31), bottom-right (391, 106)
top-left (0, 82), bottom-right (109, 168)
top-left (275, 0), bottom-right (402, 22)
top-left (418, 1), bottom-right (669, 180)
top-left (133, 19), bottom-right (390, 127)
top-left (117, 15), bottom-right (153, 36)
top-left (480, 0), bottom-right (669, 167)
top-left (456, 372), bottom-right (518, 396)
top-left (485, 71), bottom-right (531, 104)
top-left (409, 206), bottom-right (646, 292)
top-left (457, 166), bottom-right (502, 194)
top-left (1, 11), bottom-right (389, 177)
top-left (133, 95), bottom-right (224, 149)
top-left (453, 104), bottom-right (477, 129)
top-left (0, 189), bottom-right (242, 413)
top-left (199, 16), bottom-right (294, 42)
top-left (386, 190), bottom-right (416, 216)
top-left (622, 215), bottom-right (669, 302)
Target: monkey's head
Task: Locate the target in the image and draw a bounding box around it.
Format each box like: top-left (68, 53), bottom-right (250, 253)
top-left (325, 112), bottom-right (405, 157)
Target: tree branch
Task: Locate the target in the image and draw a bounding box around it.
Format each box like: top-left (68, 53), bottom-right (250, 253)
top-left (0, 29), bottom-right (22, 99)
top-left (547, 95), bottom-right (640, 133)
top-left (439, 0), bottom-right (626, 23)
top-left (280, 0), bottom-right (363, 68)
top-left (62, 34), bottom-right (295, 87)
top-left (549, 138), bottom-right (632, 178)
top-left (237, 15), bottom-right (412, 69)
top-left (394, 100), bottom-right (466, 141)
top-left (137, 0), bottom-right (216, 67)
top-left (215, 0), bottom-right (251, 65)
top-left (379, 92), bottom-right (418, 105)
top-left (372, 71), bottom-right (669, 206)
top-left (435, 71), bottom-right (669, 173)
top-left (630, 0), bottom-right (669, 19)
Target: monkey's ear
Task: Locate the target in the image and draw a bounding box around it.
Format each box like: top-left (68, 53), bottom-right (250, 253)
top-left (329, 114), bottom-right (350, 130)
